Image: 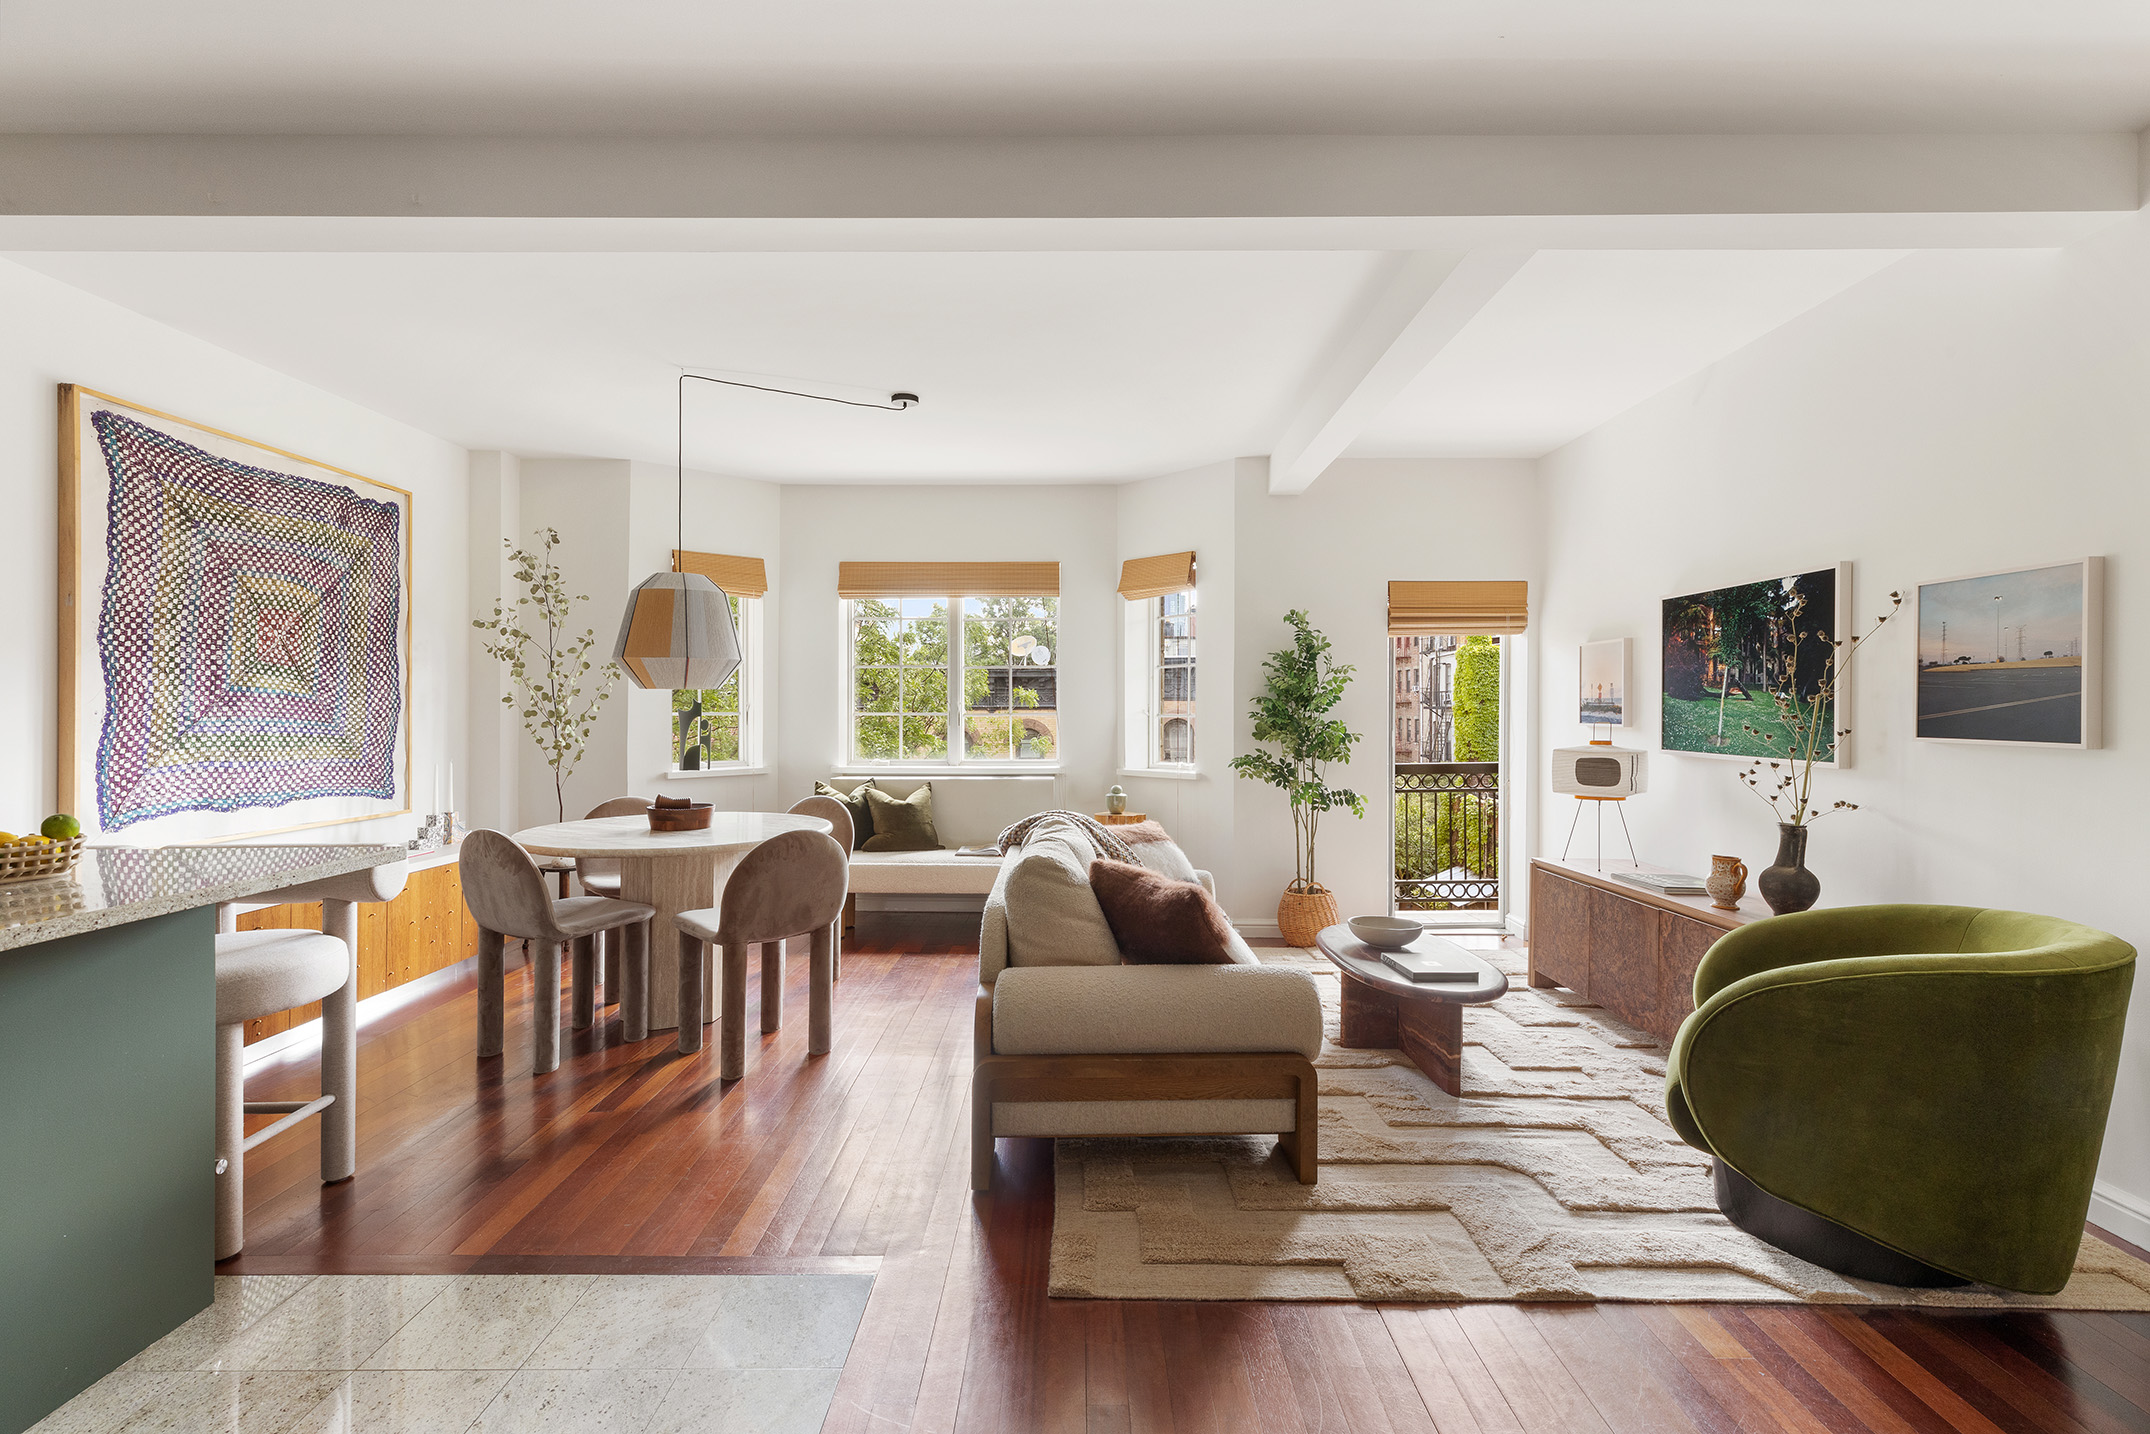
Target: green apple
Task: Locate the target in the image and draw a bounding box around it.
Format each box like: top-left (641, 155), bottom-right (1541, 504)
top-left (41, 813), bottom-right (81, 840)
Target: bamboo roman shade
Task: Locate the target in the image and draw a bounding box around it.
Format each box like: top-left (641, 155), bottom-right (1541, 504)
top-left (1387, 580), bottom-right (1529, 636)
top-left (1117, 550), bottom-right (1197, 601)
top-left (836, 561), bottom-right (1060, 599)
top-left (672, 550), bottom-right (769, 599)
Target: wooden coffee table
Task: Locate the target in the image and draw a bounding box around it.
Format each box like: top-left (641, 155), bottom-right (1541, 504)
top-left (1314, 924), bottom-right (1508, 1094)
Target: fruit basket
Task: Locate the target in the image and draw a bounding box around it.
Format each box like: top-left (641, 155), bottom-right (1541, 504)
top-left (0, 835), bottom-right (86, 884)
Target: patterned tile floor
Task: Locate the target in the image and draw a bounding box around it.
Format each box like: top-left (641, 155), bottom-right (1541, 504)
top-left (32, 1274), bottom-right (873, 1434)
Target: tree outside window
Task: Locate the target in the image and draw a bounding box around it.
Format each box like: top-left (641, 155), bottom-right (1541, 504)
top-left (849, 595), bottom-right (1057, 764)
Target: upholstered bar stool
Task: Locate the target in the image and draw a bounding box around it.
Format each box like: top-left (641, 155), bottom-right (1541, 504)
top-left (675, 829), bottom-right (849, 1079)
top-left (213, 859), bottom-right (407, 1260)
top-left (459, 830), bottom-right (656, 1073)
top-left (787, 794), bottom-right (853, 984)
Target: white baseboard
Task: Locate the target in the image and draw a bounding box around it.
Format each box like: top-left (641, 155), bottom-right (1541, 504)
top-left (2090, 1179), bottom-right (2150, 1252)
top-left (1234, 920), bottom-right (1283, 940)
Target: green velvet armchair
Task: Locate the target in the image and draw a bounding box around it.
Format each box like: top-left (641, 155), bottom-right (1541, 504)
top-left (1665, 905), bottom-right (2135, 1294)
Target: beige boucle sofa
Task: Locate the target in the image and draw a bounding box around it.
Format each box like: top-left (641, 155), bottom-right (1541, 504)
top-left (971, 823), bottom-right (1324, 1190)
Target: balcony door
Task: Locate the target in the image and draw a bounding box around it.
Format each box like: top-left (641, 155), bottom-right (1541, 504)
top-left (1386, 581), bottom-right (1526, 934)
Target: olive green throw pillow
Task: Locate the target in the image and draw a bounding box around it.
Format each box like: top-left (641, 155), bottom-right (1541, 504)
top-left (861, 783), bottom-right (941, 852)
top-left (814, 779), bottom-right (877, 849)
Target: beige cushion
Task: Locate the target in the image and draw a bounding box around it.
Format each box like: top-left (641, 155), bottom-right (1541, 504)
top-left (849, 849), bottom-right (1002, 894)
top-left (1126, 836), bottom-right (1199, 885)
top-left (214, 930), bottom-right (349, 1025)
top-left (1020, 815), bottom-right (1100, 865)
top-left (1001, 837), bottom-right (1122, 968)
top-left (991, 964), bottom-right (1324, 1058)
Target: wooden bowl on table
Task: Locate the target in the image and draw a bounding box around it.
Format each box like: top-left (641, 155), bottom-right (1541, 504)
top-left (647, 797), bottom-right (713, 832)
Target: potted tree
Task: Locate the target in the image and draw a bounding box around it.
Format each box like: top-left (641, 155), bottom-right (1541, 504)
top-left (1232, 610), bottom-right (1367, 945)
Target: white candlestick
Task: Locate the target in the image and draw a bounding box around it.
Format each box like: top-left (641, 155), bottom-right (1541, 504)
top-left (447, 761), bottom-right (455, 812)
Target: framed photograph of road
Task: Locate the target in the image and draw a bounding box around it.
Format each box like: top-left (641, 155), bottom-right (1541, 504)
top-left (1916, 559), bottom-right (2102, 748)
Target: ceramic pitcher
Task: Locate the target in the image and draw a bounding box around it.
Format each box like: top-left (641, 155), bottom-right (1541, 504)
top-left (1705, 854), bottom-right (1748, 911)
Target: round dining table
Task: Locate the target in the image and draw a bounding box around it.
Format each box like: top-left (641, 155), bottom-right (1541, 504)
top-left (510, 811), bottom-right (831, 1032)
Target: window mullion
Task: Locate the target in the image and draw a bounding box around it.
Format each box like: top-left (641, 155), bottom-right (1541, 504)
top-left (948, 595), bottom-right (963, 767)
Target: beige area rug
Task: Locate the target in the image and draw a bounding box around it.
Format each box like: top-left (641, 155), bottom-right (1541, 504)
top-left (1049, 943), bottom-right (2150, 1308)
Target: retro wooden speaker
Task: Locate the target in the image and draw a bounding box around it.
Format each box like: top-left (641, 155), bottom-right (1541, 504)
top-left (1551, 746), bottom-right (1648, 798)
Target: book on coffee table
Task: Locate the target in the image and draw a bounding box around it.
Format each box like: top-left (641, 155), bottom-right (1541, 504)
top-left (1377, 941), bottom-right (1484, 983)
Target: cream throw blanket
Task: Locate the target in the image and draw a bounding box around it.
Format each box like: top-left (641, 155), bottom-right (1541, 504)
top-left (994, 809), bottom-right (1136, 863)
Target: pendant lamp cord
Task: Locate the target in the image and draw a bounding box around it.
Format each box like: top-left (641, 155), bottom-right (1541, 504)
top-left (674, 372), bottom-right (916, 568)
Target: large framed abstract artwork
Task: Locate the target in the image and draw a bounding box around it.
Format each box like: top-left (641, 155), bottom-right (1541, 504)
top-left (1660, 562), bottom-right (1852, 767)
top-left (57, 386), bottom-right (412, 842)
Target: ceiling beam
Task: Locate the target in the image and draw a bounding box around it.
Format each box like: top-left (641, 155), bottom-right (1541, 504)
top-left (0, 133), bottom-right (2133, 222)
top-left (1267, 249), bottom-right (1532, 495)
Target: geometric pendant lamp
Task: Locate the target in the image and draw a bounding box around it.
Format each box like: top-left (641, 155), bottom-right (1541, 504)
top-left (612, 570), bottom-right (741, 690)
top-left (613, 369), bottom-right (917, 691)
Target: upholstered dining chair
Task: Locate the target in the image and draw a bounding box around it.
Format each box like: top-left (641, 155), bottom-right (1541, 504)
top-left (788, 793), bottom-right (854, 983)
top-left (674, 829), bottom-right (850, 1079)
top-left (575, 794), bottom-right (651, 996)
top-left (459, 830), bottom-right (656, 1072)
top-left (575, 795), bottom-right (650, 900)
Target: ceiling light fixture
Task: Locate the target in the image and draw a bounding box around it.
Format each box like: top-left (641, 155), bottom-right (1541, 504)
top-left (613, 372), bottom-right (920, 690)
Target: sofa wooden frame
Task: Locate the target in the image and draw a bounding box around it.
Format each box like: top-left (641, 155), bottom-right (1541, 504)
top-left (971, 984), bottom-right (1319, 1191)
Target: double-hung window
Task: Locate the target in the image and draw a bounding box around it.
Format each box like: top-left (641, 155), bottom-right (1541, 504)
top-left (671, 592), bottom-right (757, 768)
top-left (1118, 550), bottom-right (1197, 772)
top-left (839, 561), bottom-right (1061, 769)
top-left (667, 550), bottom-right (767, 771)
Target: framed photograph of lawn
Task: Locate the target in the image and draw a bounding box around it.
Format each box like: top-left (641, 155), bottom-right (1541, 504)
top-left (1660, 562), bottom-right (1851, 766)
top-left (1915, 559), bottom-right (2102, 748)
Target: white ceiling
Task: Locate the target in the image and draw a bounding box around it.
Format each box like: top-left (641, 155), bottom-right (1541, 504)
top-left (8, 246), bottom-right (1919, 477)
top-left (7, 251), bottom-right (1392, 481)
top-left (2, 0), bottom-right (2149, 135)
top-left (1352, 250), bottom-right (1908, 457)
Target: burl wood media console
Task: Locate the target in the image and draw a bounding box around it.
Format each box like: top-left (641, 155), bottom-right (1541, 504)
top-left (1526, 856), bottom-right (1772, 1045)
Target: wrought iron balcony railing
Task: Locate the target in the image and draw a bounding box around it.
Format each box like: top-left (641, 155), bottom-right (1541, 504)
top-left (1393, 761), bottom-right (1499, 910)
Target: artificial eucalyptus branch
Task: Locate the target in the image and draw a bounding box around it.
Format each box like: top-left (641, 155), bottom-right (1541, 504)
top-left (471, 528), bottom-right (622, 823)
top-left (1737, 589), bottom-right (1903, 827)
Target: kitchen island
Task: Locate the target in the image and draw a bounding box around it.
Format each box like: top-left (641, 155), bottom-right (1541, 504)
top-left (0, 841), bottom-right (407, 1434)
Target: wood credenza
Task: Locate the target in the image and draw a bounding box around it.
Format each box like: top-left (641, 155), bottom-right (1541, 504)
top-left (235, 855), bottom-right (480, 1044)
top-left (1526, 856), bottom-right (1771, 1044)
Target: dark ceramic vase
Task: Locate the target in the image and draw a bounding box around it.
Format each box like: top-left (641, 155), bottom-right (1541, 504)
top-left (1757, 822), bottom-right (1820, 915)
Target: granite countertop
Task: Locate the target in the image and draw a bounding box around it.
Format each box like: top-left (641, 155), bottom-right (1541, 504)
top-left (0, 843), bottom-right (408, 953)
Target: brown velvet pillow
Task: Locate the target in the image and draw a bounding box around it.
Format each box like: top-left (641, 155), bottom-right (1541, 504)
top-left (1087, 859), bottom-right (1237, 965)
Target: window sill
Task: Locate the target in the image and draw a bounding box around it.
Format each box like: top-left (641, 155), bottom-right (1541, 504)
top-left (1118, 766), bottom-right (1202, 782)
top-left (835, 765), bottom-right (1060, 779)
top-left (664, 766), bottom-right (770, 780)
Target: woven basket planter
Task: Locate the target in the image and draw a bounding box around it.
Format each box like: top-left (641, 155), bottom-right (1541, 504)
top-left (0, 834), bottom-right (84, 885)
top-left (1275, 882), bottom-right (1340, 947)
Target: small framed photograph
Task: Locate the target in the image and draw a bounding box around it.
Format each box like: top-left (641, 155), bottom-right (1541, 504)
top-left (1578, 638), bottom-right (1627, 730)
top-left (1915, 559), bottom-right (2102, 748)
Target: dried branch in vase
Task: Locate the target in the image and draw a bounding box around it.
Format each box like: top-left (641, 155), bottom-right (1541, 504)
top-left (1736, 590), bottom-right (1902, 827)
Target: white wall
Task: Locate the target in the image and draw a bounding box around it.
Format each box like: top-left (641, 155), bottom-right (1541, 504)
top-left (0, 256), bottom-right (469, 845)
top-left (1533, 212), bottom-right (2150, 1246)
top-left (1230, 455), bottom-right (1543, 925)
top-left (776, 483), bottom-right (1121, 830)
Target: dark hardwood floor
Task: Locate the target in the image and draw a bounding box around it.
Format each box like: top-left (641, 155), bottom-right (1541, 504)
top-left (228, 914), bottom-right (2150, 1434)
